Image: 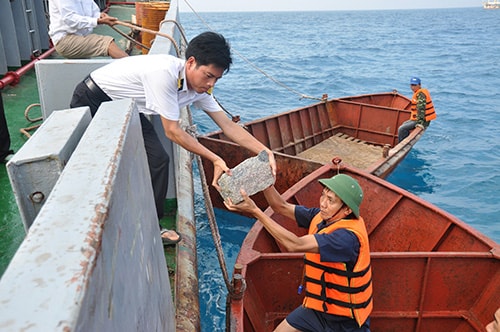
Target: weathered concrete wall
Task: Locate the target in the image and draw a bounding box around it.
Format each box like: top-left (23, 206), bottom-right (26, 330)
top-left (0, 99), bottom-right (175, 331)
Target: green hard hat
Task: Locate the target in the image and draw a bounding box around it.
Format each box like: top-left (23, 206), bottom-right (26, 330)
top-left (318, 174), bottom-right (363, 218)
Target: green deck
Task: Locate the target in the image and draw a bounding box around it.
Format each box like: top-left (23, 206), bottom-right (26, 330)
top-left (1, 69), bottom-right (39, 275)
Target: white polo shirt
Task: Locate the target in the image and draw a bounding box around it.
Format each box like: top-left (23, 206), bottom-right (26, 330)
top-left (90, 54), bottom-right (221, 121)
top-left (48, 0), bottom-right (100, 45)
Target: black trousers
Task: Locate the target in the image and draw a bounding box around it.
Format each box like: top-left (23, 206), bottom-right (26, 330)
top-left (71, 77), bottom-right (169, 220)
top-left (0, 93), bottom-right (14, 162)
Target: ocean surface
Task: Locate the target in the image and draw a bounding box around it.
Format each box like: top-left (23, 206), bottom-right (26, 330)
top-left (179, 8), bottom-right (500, 331)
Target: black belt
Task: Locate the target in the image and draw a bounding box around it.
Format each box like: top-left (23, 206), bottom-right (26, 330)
top-left (83, 75), bottom-right (111, 102)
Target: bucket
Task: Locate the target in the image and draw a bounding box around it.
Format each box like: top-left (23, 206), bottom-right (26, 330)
top-left (135, 2), bottom-right (170, 54)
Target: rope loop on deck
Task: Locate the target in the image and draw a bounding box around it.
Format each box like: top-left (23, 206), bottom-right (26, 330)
top-left (20, 103), bottom-right (42, 138)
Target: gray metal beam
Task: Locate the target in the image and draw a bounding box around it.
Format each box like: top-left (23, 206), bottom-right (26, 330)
top-left (0, 99), bottom-right (175, 331)
top-left (6, 107), bottom-right (92, 231)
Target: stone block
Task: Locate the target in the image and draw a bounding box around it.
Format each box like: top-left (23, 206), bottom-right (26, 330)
top-left (218, 150), bottom-right (275, 204)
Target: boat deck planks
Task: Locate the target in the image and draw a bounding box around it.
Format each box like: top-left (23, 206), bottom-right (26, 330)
top-left (297, 132), bottom-right (383, 168)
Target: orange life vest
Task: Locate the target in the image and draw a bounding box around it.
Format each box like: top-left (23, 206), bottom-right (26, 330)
top-left (410, 88), bottom-right (436, 121)
top-left (303, 213), bottom-right (373, 327)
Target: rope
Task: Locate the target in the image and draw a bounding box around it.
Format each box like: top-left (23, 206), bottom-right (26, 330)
top-left (195, 154), bottom-right (235, 294)
top-left (184, 111), bottom-right (236, 296)
top-left (20, 103), bottom-right (42, 138)
top-left (114, 20), bottom-right (181, 57)
top-left (109, 23), bottom-right (150, 52)
top-left (181, 0), bottom-right (326, 102)
top-left (171, 19), bottom-right (236, 295)
top-left (159, 19), bottom-right (189, 50)
top-left (214, 96), bottom-right (242, 124)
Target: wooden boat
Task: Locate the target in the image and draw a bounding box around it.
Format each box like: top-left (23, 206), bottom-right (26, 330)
top-left (226, 160), bottom-right (500, 332)
top-left (199, 91), bottom-right (424, 210)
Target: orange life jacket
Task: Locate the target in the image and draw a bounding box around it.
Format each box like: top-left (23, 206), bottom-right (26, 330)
top-left (303, 213), bottom-right (373, 327)
top-left (410, 88), bottom-right (436, 121)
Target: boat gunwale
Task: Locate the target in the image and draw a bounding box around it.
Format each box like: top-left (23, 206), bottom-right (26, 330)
top-left (227, 162), bottom-right (500, 332)
top-left (202, 91), bottom-right (412, 140)
top-left (273, 162), bottom-right (499, 249)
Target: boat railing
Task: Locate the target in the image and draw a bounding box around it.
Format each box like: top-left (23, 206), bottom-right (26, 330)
top-left (203, 95), bottom-right (411, 152)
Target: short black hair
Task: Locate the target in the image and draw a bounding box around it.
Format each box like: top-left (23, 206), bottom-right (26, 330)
top-left (185, 31), bottom-right (232, 73)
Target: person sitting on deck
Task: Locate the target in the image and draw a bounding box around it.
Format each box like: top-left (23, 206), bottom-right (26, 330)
top-left (398, 77), bottom-right (436, 142)
top-left (225, 174), bottom-right (372, 332)
top-left (48, 0), bottom-right (128, 59)
top-left (69, 31), bottom-right (276, 245)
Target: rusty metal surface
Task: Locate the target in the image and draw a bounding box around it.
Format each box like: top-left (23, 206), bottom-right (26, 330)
top-left (226, 162), bottom-right (500, 332)
top-left (174, 105), bottom-right (200, 331)
top-left (199, 91), bottom-right (415, 212)
top-left (146, 1), bottom-right (201, 329)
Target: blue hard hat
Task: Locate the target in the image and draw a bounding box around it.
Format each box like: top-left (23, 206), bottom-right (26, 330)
top-left (410, 77), bottom-right (421, 85)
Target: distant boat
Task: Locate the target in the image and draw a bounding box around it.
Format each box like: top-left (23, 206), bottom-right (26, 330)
top-left (200, 91), bottom-right (424, 211)
top-left (225, 160), bottom-right (500, 332)
top-left (483, 0), bottom-right (500, 9)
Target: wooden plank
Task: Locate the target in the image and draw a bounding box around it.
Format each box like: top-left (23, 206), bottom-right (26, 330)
top-left (297, 132), bottom-right (383, 169)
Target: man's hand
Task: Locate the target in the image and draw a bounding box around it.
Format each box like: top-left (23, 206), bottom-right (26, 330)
top-left (266, 149), bottom-right (277, 177)
top-left (211, 158), bottom-right (231, 191)
top-left (224, 188), bottom-right (258, 215)
top-left (98, 13), bottom-right (118, 26)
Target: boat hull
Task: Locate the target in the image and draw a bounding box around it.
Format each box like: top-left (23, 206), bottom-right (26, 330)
top-left (200, 91), bottom-right (422, 211)
top-left (226, 162), bottom-right (500, 331)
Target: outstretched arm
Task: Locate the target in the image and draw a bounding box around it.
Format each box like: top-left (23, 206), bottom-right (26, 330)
top-left (225, 188), bottom-right (318, 253)
top-left (262, 186), bottom-right (296, 221)
top-left (161, 117), bottom-right (230, 188)
top-left (206, 110), bottom-right (276, 176)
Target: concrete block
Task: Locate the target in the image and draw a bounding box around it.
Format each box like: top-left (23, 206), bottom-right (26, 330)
top-left (218, 150), bottom-right (275, 204)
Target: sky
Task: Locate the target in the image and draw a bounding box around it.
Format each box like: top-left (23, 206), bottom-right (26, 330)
top-left (179, 0), bottom-right (480, 12)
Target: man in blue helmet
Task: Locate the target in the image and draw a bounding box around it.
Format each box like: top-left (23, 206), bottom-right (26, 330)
top-left (225, 174), bottom-right (373, 332)
top-left (398, 77), bottom-right (437, 142)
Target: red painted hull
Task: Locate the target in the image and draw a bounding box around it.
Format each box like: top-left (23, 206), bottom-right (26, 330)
top-left (226, 162), bottom-right (500, 332)
top-left (199, 92), bottom-right (423, 211)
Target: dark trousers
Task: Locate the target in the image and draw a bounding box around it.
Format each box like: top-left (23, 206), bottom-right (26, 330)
top-left (1, 93), bottom-right (14, 162)
top-left (70, 77), bottom-right (169, 219)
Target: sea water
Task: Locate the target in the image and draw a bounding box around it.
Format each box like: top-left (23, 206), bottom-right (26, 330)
top-left (180, 7), bottom-right (500, 331)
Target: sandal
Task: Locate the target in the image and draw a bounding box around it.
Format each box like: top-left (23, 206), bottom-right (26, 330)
top-left (161, 228), bottom-right (182, 246)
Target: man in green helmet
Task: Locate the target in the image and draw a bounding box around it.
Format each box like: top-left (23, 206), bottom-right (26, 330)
top-left (225, 174), bottom-right (373, 332)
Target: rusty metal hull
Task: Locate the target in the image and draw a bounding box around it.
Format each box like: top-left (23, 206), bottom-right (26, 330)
top-left (226, 162), bottom-right (500, 332)
top-left (199, 92), bottom-right (423, 211)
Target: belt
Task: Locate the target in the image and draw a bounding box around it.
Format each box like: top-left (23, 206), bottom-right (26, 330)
top-left (83, 75), bottom-right (111, 102)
